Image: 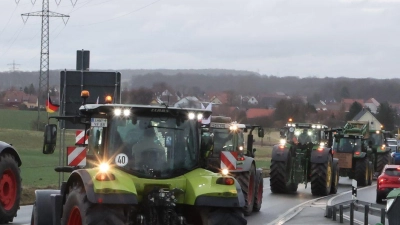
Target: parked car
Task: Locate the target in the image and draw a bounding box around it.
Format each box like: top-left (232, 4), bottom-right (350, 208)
top-left (376, 165), bottom-right (400, 203)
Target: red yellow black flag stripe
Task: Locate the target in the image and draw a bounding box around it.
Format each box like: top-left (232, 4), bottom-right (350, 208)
top-left (46, 96), bottom-right (59, 113)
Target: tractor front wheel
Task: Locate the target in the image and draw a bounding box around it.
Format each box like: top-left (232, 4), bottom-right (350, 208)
top-left (311, 154), bottom-right (333, 196)
top-left (205, 208), bottom-right (246, 225)
top-left (0, 153), bottom-right (21, 224)
top-left (61, 182), bottom-right (126, 225)
top-left (236, 164), bottom-right (256, 216)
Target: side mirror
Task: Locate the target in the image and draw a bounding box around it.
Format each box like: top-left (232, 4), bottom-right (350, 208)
top-left (43, 124), bottom-right (57, 154)
top-left (258, 127), bottom-right (264, 138)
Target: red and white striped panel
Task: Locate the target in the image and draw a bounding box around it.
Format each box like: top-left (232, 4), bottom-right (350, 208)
top-left (75, 130), bottom-right (88, 145)
top-left (220, 151), bottom-right (238, 170)
top-left (67, 147), bottom-right (86, 167)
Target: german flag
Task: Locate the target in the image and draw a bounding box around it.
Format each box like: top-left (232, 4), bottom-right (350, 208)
top-left (46, 96), bottom-right (59, 113)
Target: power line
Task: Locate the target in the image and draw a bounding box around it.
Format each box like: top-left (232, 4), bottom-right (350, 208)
top-left (71, 0), bottom-right (162, 27)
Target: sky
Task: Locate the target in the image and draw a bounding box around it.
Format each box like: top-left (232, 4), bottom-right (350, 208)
top-left (0, 0), bottom-right (400, 78)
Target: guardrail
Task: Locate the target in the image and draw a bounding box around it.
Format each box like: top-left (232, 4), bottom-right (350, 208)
top-left (325, 199), bottom-right (386, 225)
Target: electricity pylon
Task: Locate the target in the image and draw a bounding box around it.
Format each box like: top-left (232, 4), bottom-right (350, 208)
top-left (21, 0), bottom-right (70, 130)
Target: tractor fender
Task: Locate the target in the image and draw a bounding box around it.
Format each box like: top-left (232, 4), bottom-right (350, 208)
top-left (271, 145), bottom-right (290, 162)
top-left (66, 170), bottom-right (138, 205)
top-left (231, 156), bottom-right (254, 172)
top-left (33, 190), bottom-right (60, 225)
top-left (194, 178), bottom-right (245, 208)
top-left (310, 147), bottom-right (331, 164)
top-left (0, 141), bottom-right (22, 166)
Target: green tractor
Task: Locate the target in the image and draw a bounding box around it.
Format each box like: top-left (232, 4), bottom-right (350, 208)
top-left (270, 120), bottom-right (339, 196)
top-left (31, 91), bottom-right (247, 225)
top-left (326, 121), bottom-right (373, 187)
top-left (0, 142), bottom-right (22, 224)
top-left (204, 116), bottom-right (265, 216)
top-left (368, 129), bottom-right (392, 178)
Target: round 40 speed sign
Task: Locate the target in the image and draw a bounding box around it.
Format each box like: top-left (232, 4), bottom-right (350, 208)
top-left (115, 153), bottom-right (129, 167)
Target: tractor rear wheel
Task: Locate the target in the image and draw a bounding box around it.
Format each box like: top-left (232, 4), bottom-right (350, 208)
top-left (270, 152), bottom-right (297, 193)
top-left (205, 208), bottom-right (246, 225)
top-left (311, 154), bottom-right (332, 196)
top-left (0, 153), bottom-right (21, 224)
top-left (236, 164), bottom-right (256, 216)
top-left (330, 159), bottom-right (339, 194)
top-left (377, 152), bottom-right (391, 175)
top-left (61, 182), bottom-right (126, 225)
top-left (252, 171), bottom-right (263, 212)
top-left (355, 157), bottom-right (368, 187)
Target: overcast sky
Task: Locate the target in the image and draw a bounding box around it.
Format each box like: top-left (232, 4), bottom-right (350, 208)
top-left (0, 0), bottom-right (399, 78)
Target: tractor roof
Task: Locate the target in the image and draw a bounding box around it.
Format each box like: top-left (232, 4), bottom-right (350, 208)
top-left (79, 104), bottom-right (212, 117)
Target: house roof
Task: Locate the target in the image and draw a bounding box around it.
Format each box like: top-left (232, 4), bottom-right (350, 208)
top-left (353, 108), bottom-right (372, 121)
top-left (246, 108), bottom-right (274, 119)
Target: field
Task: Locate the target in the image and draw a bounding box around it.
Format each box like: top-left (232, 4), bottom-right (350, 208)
top-left (0, 109), bottom-right (47, 130)
top-left (0, 109), bottom-right (279, 204)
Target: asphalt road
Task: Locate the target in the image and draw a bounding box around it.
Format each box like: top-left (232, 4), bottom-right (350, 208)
top-left (7, 177), bottom-right (388, 225)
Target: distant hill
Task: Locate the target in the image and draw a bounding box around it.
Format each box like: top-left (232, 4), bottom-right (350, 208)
top-left (1, 69), bottom-right (400, 103)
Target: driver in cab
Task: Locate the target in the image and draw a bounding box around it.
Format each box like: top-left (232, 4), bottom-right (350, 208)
top-left (131, 123), bottom-right (166, 169)
top-left (298, 129), bottom-right (312, 144)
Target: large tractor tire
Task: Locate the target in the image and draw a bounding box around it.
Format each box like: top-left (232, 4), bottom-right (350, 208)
top-left (0, 153), bottom-right (21, 224)
top-left (355, 157), bottom-right (368, 187)
top-left (252, 171), bottom-right (263, 212)
top-left (61, 182), bottom-right (126, 225)
top-left (330, 159), bottom-right (339, 194)
top-left (376, 152), bottom-right (391, 175)
top-left (311, 154), bottom-right (333, 196)
top-left (206, 208), bottom-right (247, 225)
top-left (368, 161), bottom-right (373, 185)
top-left (270, 152), bottom-right (297, 193)
top-left (236, 164), bottom-right (256, 216)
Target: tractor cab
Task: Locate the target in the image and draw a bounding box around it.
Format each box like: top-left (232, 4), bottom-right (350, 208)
top-left (43, 92), bottom-right (212, 179)
top-left (280, 122), bottom-right (328, 150)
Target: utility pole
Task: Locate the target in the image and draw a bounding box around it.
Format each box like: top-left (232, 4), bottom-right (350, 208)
top-left (7, 60), bottom-right (20, 72)
top-left (21, 0), bottom-right (70, 130)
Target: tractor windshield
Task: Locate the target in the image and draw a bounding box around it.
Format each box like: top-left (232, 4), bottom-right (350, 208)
top-left (369, 133), bottom-right (383, 146)
top-left (213, 129), bottom-right (244, 153)
top-left (107, 116), bottom-right (199, 178)
top-left (287, 127), bottom-right (322, 144)
top-left (337, 137), bottom-right (361, 153)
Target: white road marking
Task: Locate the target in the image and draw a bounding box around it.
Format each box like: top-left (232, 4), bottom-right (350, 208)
top-left (266, 184), bottom-right (377, 225)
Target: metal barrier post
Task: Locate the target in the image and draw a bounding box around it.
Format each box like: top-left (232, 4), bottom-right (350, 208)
top-left (332, 206), bottom-right (337, 221)
top-left (339, 205), bottom-right (343, 223)
top-left (364, 205), bottom-right (369, 225)
top-left (350, 202), bottom-right (354, 225)
top-left (381, 208), bottom-right (385, 225)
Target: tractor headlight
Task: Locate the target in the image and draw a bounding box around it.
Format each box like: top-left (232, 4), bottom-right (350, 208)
top-left (99, 163), bottom-right (110, 173)
top-left (188, 112), bottom-right (195, 120)
top-left (320, 142), bottom-right (325, 147)
top-left (114, 108), bottom-right (122, 116)
top-left (239, 146), bottom-right (244, 151)
top-left (221, 169), bottom-right (229, 175)
top-left (123, 109), bottom-right (131, 117)
top-left (197, 113), bottom-right (203, 120)
top-left (280, 139), bottom-right (286, 146)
